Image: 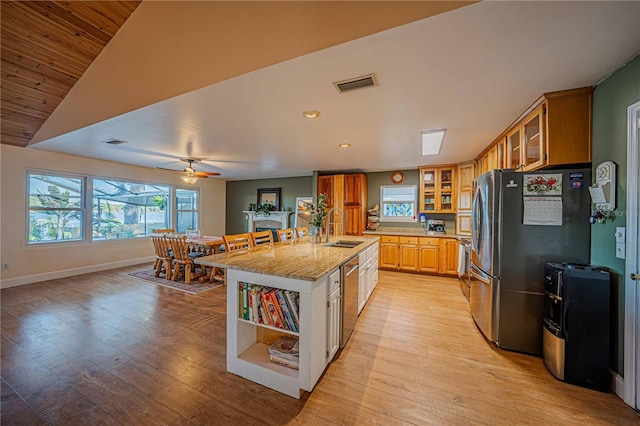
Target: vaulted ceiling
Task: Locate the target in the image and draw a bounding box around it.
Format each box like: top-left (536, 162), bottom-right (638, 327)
top-left (1, 0), bottom-right (141, 147)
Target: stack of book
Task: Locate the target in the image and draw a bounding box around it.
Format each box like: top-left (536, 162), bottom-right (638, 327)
top-left (239, 282), bottom-right (300, 332)
top-left (268, 337), bottom-right (299, 370)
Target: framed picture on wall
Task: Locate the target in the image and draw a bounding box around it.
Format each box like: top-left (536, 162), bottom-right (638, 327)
top-left (257, 187), bottom-right (281, 210)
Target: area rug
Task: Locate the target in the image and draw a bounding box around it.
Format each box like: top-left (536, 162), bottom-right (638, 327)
top-left (128, 270), bottom-right (223, 295)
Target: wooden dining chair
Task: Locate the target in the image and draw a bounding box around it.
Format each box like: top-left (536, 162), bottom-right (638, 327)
top-left (223, 233), bottom-right (252, 253)
top-left (250, 230), bottom-right (274, 247)
top-left (151, 235), bottom-right (172, 279)
top-left (295, 226), bottom-right (309, 238)
top-left (152, 228), bottom-right (175, 234)
top-left (166, 235), bottom-right (206, 284)
top-left (276, 228), bottom-right (294, 242)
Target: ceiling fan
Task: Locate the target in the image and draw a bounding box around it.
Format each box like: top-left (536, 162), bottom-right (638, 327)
top-left (157, 158), bottom-right (221, 183)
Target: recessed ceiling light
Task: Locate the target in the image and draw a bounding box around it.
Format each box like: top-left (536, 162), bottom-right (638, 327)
top-left (421, 130), bottom-right (445, 156)
top-left (303, 110), bottom-right (321, 119)
top-left (339, 143), bottom-right (351, 148)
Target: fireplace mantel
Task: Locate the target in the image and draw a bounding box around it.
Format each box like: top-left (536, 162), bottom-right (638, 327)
top-left (244, 211), bottom-right (293, 232)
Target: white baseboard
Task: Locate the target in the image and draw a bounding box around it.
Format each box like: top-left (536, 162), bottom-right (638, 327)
top-left (612, 370), bottom-right (626, 400)
top-left (0, 256), bottom-right (155, 289)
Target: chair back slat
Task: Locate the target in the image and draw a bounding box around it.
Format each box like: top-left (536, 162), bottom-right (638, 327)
top-left (223, 233), bottom-right (252, 253)
top-left (276, 228), bottom-right (294, 242)
top-left (152, 228), bottom-right (175, 234)
top-left (167, 235), bottom-right (190, 261)
top-left (250, 230), bottom-right (274, 247)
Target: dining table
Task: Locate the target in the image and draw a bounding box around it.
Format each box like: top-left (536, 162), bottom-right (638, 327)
top-left (185, 235), bottom-right (225, 282)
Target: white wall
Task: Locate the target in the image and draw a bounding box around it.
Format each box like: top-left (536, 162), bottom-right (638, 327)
top-left (0, 144), bottom-right (226, 288)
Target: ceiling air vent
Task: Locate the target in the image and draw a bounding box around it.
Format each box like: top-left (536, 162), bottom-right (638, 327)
top-left (102, 138), bottom-right (127, 145)
top-left (333, 73), bottom-right (378, 94)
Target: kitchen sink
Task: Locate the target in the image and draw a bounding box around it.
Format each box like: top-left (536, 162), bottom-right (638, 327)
top-left (325, 240), bottom-right (364, 248)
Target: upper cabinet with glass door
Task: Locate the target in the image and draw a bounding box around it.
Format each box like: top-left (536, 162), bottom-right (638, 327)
top-left (477, 87), bottom-right (594, 175)
top-left (419, 165), bottom-right (456, 213)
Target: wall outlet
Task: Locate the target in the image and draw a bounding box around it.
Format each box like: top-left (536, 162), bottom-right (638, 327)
top-left (1, 263), bottom-right (8, 270)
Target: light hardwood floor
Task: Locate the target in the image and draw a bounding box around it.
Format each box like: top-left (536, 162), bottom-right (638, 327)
top-left (1, 267), bottom-right (638, 425)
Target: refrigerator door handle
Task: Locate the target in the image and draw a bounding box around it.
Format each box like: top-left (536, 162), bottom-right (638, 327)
top-left (470, 262), bottom-right (491, 284)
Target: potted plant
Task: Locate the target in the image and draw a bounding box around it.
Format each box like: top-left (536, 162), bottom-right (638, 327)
top-left (304, 193), bottom-right (328, 243)
top-left (255, 203), bottom-right (272, 217)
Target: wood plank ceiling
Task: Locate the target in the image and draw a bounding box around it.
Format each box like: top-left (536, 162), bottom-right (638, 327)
top-left (1, 0), bottom-right (141, 147)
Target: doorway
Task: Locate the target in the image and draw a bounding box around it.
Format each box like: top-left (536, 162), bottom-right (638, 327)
top-left (624, 100), bottom-right (640, 411)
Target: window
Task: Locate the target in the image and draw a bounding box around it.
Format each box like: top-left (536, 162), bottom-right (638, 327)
top-left (379, 185), bottom-right (417, 222)
top-left (176, 188), bottom-right (199, 232)
top-left (28, 173), bottom-right (84, 244)
top-left (92, 179), bottom-right (170, 240)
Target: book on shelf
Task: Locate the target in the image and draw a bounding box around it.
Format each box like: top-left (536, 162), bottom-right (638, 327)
top-left (238, 283), bottom-right (300, 332)
top-left (269, 354), bottom-right (299, 370)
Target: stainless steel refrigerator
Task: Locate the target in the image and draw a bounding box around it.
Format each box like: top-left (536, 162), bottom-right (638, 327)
top-left (470, 168), bottom-right (591, 355)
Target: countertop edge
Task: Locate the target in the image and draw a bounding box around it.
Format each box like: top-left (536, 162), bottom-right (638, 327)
top-left (195, 237), bottom-right (379, 281)
top-left (363, 230), bottom-right (469, 239)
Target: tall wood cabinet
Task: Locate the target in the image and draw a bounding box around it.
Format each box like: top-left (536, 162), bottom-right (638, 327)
top-left (476, 87), bottom-right (594, 176)
top-left (419, 165), bottom-right (457, 213)
top-left (456, 162), bottom-right (474, 236)
top-left (318, 174), bottom-right (367, 236)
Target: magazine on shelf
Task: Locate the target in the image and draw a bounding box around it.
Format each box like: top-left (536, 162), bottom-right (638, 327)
top-left (269, 337), bottom-right (299, 362)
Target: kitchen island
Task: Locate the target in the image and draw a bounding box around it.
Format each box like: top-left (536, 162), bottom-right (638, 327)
top-left (195, 235), bottom-right (378, 398)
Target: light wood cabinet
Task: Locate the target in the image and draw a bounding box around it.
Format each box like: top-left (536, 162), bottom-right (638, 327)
top-left (318, 174), bottom-right (367, 236)
top-left (379, 235), bottom-right (399, 269)
top-left (456, 162), bottom-right (474, 236)
top-left (438, 238), bottom-right (459, 275)
top-left (419, 165), bottom-right (457, 213)
top-left (378, 234), bottom-right (458, 276)
top-left (398, 237), bottom-right (419, 271)
top-left (477, 87), bottom-right (594, 175)
top-left (418, 237), bottom-right (439, 273)
top-left (456, 213), bottom-right (472, 235)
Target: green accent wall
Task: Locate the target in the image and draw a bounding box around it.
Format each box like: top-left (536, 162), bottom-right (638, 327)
top-left (591, 55), bottom-right (640, 375)
top-left (225, 176), bottom-right (313, 234)
top-left (367, 170), bottom-right (456, 231)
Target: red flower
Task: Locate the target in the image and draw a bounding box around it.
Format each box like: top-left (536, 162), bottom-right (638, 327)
top-left (548, 178), bottom-right (556, 185)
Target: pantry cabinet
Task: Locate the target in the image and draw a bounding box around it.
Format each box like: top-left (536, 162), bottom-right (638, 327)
top-left (456, 162), bottom-right (474, 236)
top-left (419, 165), bottom-right (457, 213)
top-left (318, 174), bottom-right (367, 236)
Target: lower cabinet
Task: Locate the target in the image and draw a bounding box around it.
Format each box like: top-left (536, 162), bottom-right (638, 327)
top-left (327, 269), bottom-right (341, 362)
top-left (358, 244), bottom-right (379, 314)
top-left (398, 237), bottom-right (419, 271)
top-left (418, 238), bottom-right (439, 273)
top-left (379, 234), bottom-right (458, 276)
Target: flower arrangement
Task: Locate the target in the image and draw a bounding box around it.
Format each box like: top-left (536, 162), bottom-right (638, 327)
top-left (526, 175), bottom-right (560, 194)
top-left (304, 193), bottom-right (328, 228)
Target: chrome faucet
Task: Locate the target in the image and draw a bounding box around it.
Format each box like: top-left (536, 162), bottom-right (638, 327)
top-left (325, 207), bottom-right (344, 242)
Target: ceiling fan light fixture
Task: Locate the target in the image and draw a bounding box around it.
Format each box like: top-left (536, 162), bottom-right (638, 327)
top-left (303, 110), bottom-right (321, 119)
top-left (181, 175), bottom-right (199, 184)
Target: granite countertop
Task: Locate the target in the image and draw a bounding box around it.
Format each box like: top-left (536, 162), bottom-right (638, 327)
top-left (363, 227), bottom-right (466, 239)
top-left (195, 235), bottom-right (379, 281)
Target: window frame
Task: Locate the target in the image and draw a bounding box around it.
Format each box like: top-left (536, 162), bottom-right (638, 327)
top-left (24, 170), bottom-right (203, 245)
top-left (175, 186), bottom-right (200, 233)
top-left (26, 170), bottom-right (86, 245)
top-left (91, 176), bottom-right (172, 242)
top-left (379, 184), bottom-right (417, 223)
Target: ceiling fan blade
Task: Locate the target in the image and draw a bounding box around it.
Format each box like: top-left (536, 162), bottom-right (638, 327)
top-left (156, 167), bottom-right (183, 172)
top-left (194, 171), bottom-right (220, 177)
